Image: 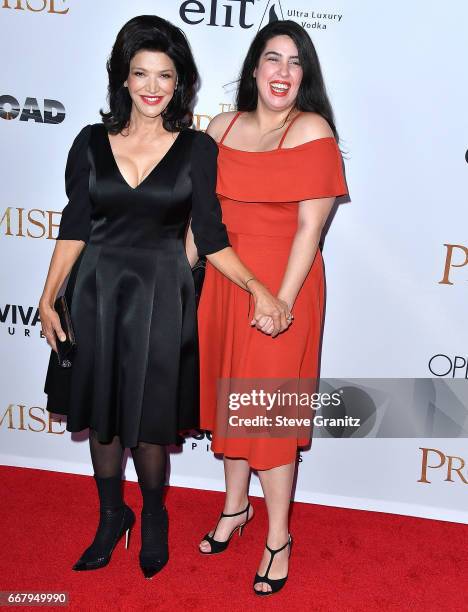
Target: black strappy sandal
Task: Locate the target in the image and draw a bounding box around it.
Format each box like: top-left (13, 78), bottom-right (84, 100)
top-left (253, 534), bottom-right (293, 596)
top-left (200, 502), bottom-right (252, 554)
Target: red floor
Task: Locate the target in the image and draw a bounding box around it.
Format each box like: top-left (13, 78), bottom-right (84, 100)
top-left (1, 465), bottom-right (467, 611)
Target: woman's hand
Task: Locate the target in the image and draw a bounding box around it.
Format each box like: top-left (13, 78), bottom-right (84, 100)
top-left (39, 239), bottom-right (85, 352)
top-left (248, 280), bottom-right (292, 338)
top-left (205, 248), bottom-right (292, 336)
top-left (39, 298), bottom-right (66, 353)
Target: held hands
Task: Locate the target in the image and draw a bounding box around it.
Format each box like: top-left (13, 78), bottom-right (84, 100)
top-left (39, 298), bottom-right (66, 353)
top-left (247, 280), bottom-right (293, 338)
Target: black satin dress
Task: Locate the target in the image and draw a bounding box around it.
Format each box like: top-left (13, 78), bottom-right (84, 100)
top-left (44, 123), bottom-right (230, 447)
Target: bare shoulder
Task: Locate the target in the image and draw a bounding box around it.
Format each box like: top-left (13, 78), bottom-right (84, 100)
top-left (285, 112), bottom-right (334, 147)
top-left (206, 111), bottom-right (238, 142)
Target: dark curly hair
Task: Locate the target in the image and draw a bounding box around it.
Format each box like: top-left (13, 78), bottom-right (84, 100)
top-left (236, 20), bottom-right (339, 142)
top-left (100, 15), bottom-right (199, 134)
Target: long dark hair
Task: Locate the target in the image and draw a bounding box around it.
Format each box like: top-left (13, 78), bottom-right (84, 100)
top-left (236, 20), bottom-right (339, 141)
top-left (100, 15), bottom-right (199, 134)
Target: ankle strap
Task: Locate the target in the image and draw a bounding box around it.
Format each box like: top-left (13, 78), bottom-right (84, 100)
top-left (221, 502), bottom-right (250, 518)
top-left (266, 535), bottom-right (291, 555)
top-left (261, 535), bottom-right (291, 581)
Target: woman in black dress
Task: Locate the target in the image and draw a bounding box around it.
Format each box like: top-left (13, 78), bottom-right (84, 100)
top-left (39, 15), bottom-right (291, 579)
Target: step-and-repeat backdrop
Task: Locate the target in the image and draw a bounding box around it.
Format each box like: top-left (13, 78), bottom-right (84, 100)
top-left (1, 1), bottom-right (467, 523)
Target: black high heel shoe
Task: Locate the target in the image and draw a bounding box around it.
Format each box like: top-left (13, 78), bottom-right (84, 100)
top-left (72, 504), bottom-right (135, 571)
top-left (253, 534), bottom-right (293, 596)
top-left (139, 506), bottom-right (169, 579)
top-left (200, 502), bottom-right (252, 555)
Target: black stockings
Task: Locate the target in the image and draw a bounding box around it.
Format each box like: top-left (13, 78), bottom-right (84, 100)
top-left (89, 428), bottom-right (124, 479)
top-left (89, 428), bottom-right (167, 511)
top-left (130, 440), bottom-right (167, 512)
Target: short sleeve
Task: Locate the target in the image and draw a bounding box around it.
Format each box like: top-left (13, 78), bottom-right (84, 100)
top-left (190, 131), bottom-right (231, 256)
top-left (57, 124), bottom-right (92, 241)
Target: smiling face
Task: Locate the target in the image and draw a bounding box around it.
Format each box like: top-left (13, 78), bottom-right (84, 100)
top-left (124, 49), bottom-right (177, 119)
top-left (253, 35), bottom-right (303, 112)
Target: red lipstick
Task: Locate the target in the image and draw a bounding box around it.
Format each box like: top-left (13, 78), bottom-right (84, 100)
top-left (269, 81), bottom-right (291, 97)
top-left (140, 95), bottom-right (163, 106)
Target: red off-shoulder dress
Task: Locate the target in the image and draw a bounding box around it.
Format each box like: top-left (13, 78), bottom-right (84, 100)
top-left (198, 112), bottom-right (348, 469)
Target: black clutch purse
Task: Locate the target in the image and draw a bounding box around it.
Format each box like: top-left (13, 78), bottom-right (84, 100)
top-left (192, 257), bottom-right (206, 307)
top-left (54, 295), bottom-right (76, 368)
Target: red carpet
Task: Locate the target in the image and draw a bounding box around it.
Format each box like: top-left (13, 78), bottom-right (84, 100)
top-left (1, 466), bottom-right (467, 611)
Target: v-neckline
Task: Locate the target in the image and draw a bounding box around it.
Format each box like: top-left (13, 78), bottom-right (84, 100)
top-left (104, 126), bottom-right (184, 191)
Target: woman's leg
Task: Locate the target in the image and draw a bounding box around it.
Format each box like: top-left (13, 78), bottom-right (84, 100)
top-left (88, 427), bottom-right (125, 511)
top-left (130, 440), bottom-right (167, 512)
top-left (130, 441), bottom-right (168, 576)
top-left (254, 461), bottom-right (296, 593)
top-left (199, 456), bottom-right (253, 552)
top-left (72, 428), bottom-right (129, 570)
top-left (89, 427), bottom-right (124, 478)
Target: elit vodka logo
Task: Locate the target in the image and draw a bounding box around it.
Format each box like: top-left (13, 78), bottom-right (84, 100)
top-left (260, 2), bottom-right (345, 31)
top-left (258, 0), bottom-right (284, 29)
top-left (179, 0), bottom-right (255, 28)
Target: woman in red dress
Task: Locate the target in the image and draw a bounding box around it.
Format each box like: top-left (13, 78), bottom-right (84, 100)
top-left (191, 21), bottom-right (347, 594)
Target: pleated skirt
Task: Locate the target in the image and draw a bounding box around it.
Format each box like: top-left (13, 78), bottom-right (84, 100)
top-left (44, 240), bottom-right (199, 448)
